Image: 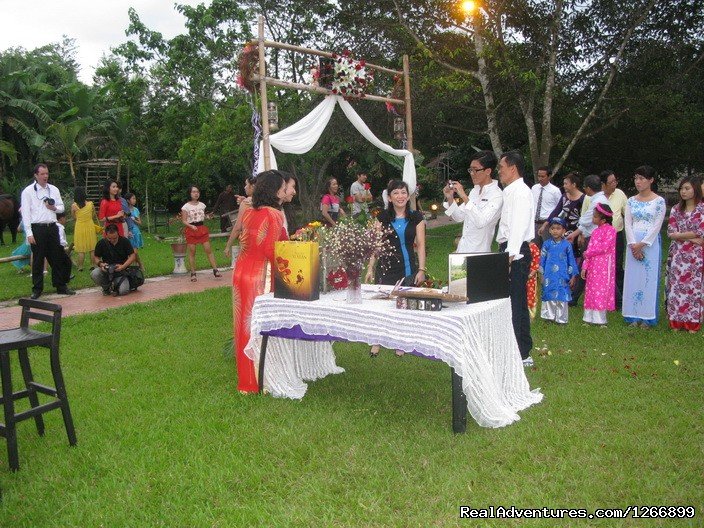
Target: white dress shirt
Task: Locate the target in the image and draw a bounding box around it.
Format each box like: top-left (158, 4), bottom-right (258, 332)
top-left (577, 191), bottom-right (609, 238)
top-left (57, 223), bottom-right (68, 248)
top-left (496, 178), bottom-right (535, 260)
top-left (531, 182), bottom-right (562, 220)
top-left (443, 179), bottom-right (503, 253)
top-left (20, 181), bottom-right (65, 238)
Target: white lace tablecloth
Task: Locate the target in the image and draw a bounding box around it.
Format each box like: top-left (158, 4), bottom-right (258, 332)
top-left (245, 290), bottom-right (543, 428)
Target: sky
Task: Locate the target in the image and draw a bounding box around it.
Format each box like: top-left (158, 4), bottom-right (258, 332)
top-left (0, 0), bottom-right (207, 82)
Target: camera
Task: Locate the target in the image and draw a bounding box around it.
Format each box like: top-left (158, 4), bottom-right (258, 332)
top-left (43, 197), bottom-right (56, 206)
top-left (448, 181), bottom-right (455, 189)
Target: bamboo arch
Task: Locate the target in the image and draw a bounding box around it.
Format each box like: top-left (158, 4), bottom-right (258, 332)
top-left (248, 15), bottom-right (414, 172)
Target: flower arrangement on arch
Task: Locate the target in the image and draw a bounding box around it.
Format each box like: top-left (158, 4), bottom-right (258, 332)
top-left (332, 50), bottom-right (373, 97)
top-left (236, 44), bottom-right (258, 92)
top-left (310, 50), bottom-right (373, 98)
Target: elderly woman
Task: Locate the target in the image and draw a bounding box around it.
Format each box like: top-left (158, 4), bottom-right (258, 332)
top-left (365, 179), bottom-right (426, 357)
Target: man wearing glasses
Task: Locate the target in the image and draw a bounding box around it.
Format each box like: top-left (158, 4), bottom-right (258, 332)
top-left (442, 150), bottom-right (503, 253)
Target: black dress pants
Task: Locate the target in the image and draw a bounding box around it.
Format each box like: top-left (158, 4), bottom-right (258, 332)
top-left (30, 223), bottom-right (69, 294)
top-left (500, 241), bottom-right (533, 359)
top-left (615, 229), bottom-right (625, 308)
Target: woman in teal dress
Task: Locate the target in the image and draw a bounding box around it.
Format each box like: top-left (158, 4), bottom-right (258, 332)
top-left (125, 193), bottom-right (144, 249)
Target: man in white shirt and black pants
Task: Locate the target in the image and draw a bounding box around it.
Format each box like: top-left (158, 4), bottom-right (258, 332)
top-left (531, 166), bottom-right (562, 249)
top-left (496, 151), bottom-right (535, 367)
top-left (442, 150), bottom-right (503, 253)
top-left (20, 163), bottom-right (75, 299)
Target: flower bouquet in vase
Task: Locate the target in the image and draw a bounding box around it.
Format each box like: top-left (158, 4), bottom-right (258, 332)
top-left (322, 217), bottom-right (392, 303)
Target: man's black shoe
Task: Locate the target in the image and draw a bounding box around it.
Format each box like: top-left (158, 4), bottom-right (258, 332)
top-left (57, 288), bottom-right (76, 296)
top-left (30, 291), bottom-right (41, 300)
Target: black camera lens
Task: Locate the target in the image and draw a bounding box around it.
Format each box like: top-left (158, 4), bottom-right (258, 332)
top-left (43, 197), bottom-right (56, 206)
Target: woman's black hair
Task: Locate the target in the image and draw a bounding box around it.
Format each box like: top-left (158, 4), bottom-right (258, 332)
top-left (634, 165), bottom-right (657, 192)
top-left (677, 175), bottom-right (703, 211)
top-left (102, 179), bottom-right (117, 200)
top-left (187, 185), bottom-right (200, 200)
top-left (563, 171), bottom-right (581, 189)
top-left (385, 179), bottom-right (411, 215)
top-left (246, 175), bottom-right (258, 186)
top-left (252, 170), bottom-right (285, 209)
top-left (124, 192), bottom-right (135, 202)
top-left (74, 186), bottom-right (87, 208)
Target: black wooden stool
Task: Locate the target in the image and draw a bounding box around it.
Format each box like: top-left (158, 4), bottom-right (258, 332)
top-left (0, 298), bottom-right (76, 471)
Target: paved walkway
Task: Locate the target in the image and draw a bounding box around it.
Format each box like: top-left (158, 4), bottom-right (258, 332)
top-left (0, 214), bottom-right (455, 330)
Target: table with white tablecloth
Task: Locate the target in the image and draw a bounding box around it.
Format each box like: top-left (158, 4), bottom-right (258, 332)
top-left (244, 290), bottom-right (543, 430)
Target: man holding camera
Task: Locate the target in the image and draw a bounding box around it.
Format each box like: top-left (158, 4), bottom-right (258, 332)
top-left (20, 163), bottom-right (75, 299)
top-left (442, 150), bottom-right (503, 253)
top-left (91, 223), bottom-right (138, 296)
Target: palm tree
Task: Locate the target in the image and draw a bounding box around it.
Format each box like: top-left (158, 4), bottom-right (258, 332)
top-left (0, 62), bottom-right (51, 179)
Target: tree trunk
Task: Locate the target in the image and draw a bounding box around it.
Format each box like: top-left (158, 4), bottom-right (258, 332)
top-left (472, 14), bottom-right (503, 156)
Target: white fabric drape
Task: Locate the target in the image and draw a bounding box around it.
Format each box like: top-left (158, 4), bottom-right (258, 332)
top-left (257, 95), bottom-right (416, 192)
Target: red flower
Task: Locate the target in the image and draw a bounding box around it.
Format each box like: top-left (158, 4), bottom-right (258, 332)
top-left (327, 268), bottom-right (348, 289)
top-left (363, 183), bottom-right (371, 190)
top-left (345, 195), bottom-right (355, 203)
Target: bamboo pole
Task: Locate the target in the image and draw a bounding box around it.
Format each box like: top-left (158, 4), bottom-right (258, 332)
top-left (250, 74), bottom-right (405, 105)
top-left (251, 39), bottom-right (403, 76)
top-left (0, 254), bottom-right (27, 264)
top-left (258, 16), bottom-right (271, 171)
top-left (403, 55), bottom-right (414, 152)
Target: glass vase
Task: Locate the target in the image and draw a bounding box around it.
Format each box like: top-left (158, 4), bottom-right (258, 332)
top-left (346, 267), bottom-right (362, 304)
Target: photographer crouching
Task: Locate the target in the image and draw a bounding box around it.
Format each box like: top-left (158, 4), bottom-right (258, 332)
top-left (91, 223), bottom-right (143, 296)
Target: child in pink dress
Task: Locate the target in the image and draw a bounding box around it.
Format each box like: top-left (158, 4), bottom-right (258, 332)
top-left (580, 203), bottom-right (616, 325)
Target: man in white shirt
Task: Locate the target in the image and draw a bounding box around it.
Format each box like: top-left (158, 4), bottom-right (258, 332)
top-left (600, 170), bottom-right (628, 309)
top-left (350, 172), bottom-right (372, 217)
top-left (496, 151), bottom-right (535, 367)
top-left (442, 150), bottom-right (503, 253)
top-left (20, 163), bottom-right (75, 299)
top-left (531, 166), bottom-right (562, 248)
top-left (571, 174), bottom-right (609, 245)
top-left (568, 174), bottom-right (609, 306)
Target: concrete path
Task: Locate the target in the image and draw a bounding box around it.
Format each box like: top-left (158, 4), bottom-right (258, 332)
top-left (0, 214), bottom-right (455, 330)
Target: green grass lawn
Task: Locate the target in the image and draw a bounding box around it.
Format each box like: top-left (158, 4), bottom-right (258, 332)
top-left (1, 222), bottom-right (702, 526)
top-left (0, 219), bottom-right (232, 301)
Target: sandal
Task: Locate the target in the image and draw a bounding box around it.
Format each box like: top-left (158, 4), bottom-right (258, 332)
top-left (370, 345), bottom-right (380, 358)
top-left (190, 272), bottom-right (197, 282)
top-left (213, 268), bottom-right (222, 278)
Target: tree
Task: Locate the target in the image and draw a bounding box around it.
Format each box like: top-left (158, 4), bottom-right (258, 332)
top-left (374, 0), bottom-right (704, 174)
top-left (0, 54), bottom-right (52, 180)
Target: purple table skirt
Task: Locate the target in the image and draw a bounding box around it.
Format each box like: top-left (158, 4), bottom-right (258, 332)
top-left (260, 325), bottom-right (439, 360)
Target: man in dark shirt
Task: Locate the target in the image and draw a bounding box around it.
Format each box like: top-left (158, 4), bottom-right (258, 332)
top-left (91, 223), bottom-right (137, 295)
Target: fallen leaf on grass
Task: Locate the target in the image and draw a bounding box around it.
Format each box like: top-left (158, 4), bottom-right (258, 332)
top-left (673, 360), bottom-right (680, 366)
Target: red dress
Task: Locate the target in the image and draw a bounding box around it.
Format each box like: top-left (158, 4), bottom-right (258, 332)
top-left (232, 206), bottom-right (287, 392)
top-left (526, 242), bottom-right (541, 319)
top-left (99, 198), bottom-right (126, 237)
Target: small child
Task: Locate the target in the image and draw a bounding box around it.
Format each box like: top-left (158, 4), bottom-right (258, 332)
top-left (581, 203), bottom-right (616, 325)
top-left (539, 218), bottom-right (579, 324)
top-left (56, 212), bottom-right (69, 251)
top-left (526, 241), bottom-right (541, 320)
top-left (55, 212), bottom-right (74, 283)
